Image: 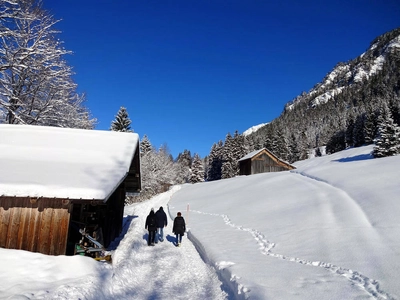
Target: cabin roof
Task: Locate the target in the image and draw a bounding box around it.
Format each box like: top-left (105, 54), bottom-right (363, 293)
top-left (238, 148), bottom-right (295, 169)
top-left (238, 148), bottom-right (282, 161)
top-left (0, 124), bottom-right (139, 200)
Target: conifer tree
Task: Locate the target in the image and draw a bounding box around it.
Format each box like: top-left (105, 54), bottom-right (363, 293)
top-left (190, 153), bottom-right (204, 183)
top-left (288, 133), bottom-right (300, 163)
top-left (244, 135), bottom-right (255, 153)
top-left (207, 141), bottom-right (223, 181)
top-left (221, 133), bottom-right (234, 179)
top-left (232, 131), bottom-right (246, 176)
top-left (345, 117), bottom-right (355, 148)
top-left (364, 110), bottom-right (378, 145)
top-left (373, 103), bottom-right (400, 158)
top-left (353, 114), bottom-right (366, 147)
top-left (140, 134), bottom-right (153, 155)
top-left (176, 149), bottom-right (192, 183)
top-left (110, 106), bottom-right (132, 132)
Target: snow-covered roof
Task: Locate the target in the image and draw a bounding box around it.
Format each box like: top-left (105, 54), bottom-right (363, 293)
top-left (0, 124), bottom-right (139, 200)
top-left (238, 148), bottom-right (285, 162)
top-left (238, 148), bottom-right (266, 161)
top-left (238, 148), bottom-right (294, 168)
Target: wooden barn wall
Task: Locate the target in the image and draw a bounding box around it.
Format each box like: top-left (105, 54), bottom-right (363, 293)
top-left (251, 153), bottom-right (289, 174)
top-left (0, 197), bottom-right (71, 255)
top-left (239, 160), bottom-right (252, 175)
top-left (102, 182), bottom-right (125, 247)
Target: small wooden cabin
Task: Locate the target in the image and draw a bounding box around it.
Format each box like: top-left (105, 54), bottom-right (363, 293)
top-left (238, 148), bottom-right (295, 175)
top-left (0, 125), bottom-right (141, 256)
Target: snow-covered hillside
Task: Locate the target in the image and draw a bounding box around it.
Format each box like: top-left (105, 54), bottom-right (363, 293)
top-left (1, 145), bottom-right (400, 299)
top-left (285, 29), bottom-right (400, 111)
top-left (242, 123), bottom-right (268, 136)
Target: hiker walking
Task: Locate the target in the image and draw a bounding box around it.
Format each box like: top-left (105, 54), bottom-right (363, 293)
top-left (145, 208), bottom-right (157, 246)
top-left (155, 206), bottom-right (167, 243)
top-left (172, 212), bottom-right (186, 247)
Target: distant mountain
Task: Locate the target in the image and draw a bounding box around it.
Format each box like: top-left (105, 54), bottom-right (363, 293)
top-left (285, 27), bottom-right (400, 112)
top-left (244, 27), bottom-right (400, 162)
top-left (205, 27), bottom-right (400, 181)
top-left (242, 123), bottom-right (268, 136)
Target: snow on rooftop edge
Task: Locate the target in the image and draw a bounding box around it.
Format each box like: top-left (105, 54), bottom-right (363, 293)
top-left (0, 124), bottom-right (139, 200)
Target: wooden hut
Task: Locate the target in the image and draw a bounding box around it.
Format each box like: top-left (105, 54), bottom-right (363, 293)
top-left (238, 148), bottom-right (295, 175)
top-left (0, 124), bottom-right (141, 256)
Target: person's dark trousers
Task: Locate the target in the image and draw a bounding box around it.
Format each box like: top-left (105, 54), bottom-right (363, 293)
top-left (148, 231), bottom-right (156, 245)
top-left (176, 234), bottom-right (182, 245)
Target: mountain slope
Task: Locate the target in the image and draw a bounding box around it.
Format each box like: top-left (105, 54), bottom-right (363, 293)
top-left (242, 27), bottom-right (400, 163)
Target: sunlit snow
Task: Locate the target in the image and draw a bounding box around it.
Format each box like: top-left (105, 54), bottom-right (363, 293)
top-left (1, 144), bottom-right (399, 299)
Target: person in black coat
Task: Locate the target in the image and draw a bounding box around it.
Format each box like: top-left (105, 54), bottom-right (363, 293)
top-left (172, 212), bottom-right (186, 246)
top-left (145, 209), bottom-right (157, 246)
top-left (155, 206), bottom-right (167, 243)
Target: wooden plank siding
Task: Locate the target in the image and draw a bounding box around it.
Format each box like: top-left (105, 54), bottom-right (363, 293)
top-left (0, 197), bottom-right (71, 255)
top-left (252, 153), bottom-right (291, 173)
top-left (239, 148), bottom-right (295, 176)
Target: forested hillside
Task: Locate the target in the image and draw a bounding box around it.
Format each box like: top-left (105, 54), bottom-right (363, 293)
top-left (248, 27), bottom-right (400, 160)
top-left (204, 27), bottom-right (400, 181)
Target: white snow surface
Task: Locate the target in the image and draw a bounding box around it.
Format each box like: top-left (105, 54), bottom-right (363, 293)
top-left (1, 145), bottom-right (400, 299)
top-left (242, 123), bottom-right (267, 136)
top-left (0, 124), bottom-right (139, 200)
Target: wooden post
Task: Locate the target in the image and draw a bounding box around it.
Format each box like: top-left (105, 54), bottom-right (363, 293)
top-left (186, 203), bottom-right (189, 227)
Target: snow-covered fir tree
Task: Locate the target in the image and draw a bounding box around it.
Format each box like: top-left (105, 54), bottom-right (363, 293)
top-left (189, 153), bottom-right (204, 183)
top-left (206, 141), bottom-right (223, 181)
top-left (110, 106), bottom-right (133, 132)
top-left (140, 134), bottom-right (153, 155)
top-left (353, 114), bottom-right (366, 147)
top-left (221, 133), bottom-right (235, 179)
top-left (176, 149), bottom-right (192, 183)
top-left (231, 131), bottom-right (246, 176)
top-left (373, 103), bottom-right (400, 158)
top-left (288, 133), bottom-right (301, 163)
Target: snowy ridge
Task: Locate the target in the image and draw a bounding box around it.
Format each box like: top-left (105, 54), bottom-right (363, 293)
top-left (242, 123), bottom-right (267, 136)
top-left (311, 87), bottom-right (345, 107)
top-left (286, 32), bottom-right (400, 111)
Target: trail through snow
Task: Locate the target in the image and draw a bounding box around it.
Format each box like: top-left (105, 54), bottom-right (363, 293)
top-left (43, 186), bottom-right (228, 300)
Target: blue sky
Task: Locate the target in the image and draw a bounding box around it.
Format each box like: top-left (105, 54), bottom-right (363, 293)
top-left (44, 0), bottom-right (400, 158)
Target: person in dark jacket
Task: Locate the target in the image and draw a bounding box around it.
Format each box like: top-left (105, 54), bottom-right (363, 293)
top-left (172, 212), bottom-right (186, 247)
top-left (145, 209), bottom-right (157, 246)
top-left (155, 206), bottom-right (168, 243)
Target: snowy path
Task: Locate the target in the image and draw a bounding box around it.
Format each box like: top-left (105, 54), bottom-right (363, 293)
top-left (44, 186), bottom-right (228, 300)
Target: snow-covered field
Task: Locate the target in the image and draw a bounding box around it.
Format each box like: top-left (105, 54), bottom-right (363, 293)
top-left (1, 144), bottom-right (399, 299)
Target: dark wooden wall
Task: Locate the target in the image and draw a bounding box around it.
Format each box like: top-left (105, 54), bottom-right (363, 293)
top-left (239, 160), bottom-right (252, 175)
top-left (240, 152), bottom-right (294, 175)
top-left (0, 197), bottom-right (71, 255)
top-left (103, 182), bottom-right (125, 247)
top-left (251, 153), bottom-right (289, 173)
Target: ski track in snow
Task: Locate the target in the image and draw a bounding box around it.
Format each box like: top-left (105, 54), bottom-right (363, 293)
top-left (191, 209), bottom-right (394, 300)
top-left (190, 170), bottom-right (395, 300)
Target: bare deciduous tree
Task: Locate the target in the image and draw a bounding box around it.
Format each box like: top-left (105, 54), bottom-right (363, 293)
top-left (0, 0), bottom-right (95, 128)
